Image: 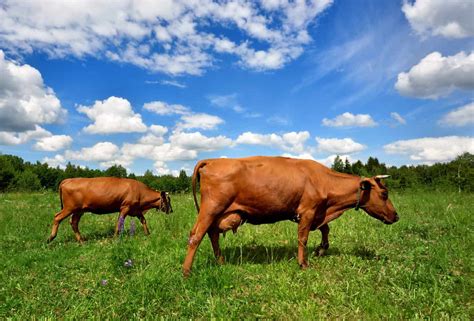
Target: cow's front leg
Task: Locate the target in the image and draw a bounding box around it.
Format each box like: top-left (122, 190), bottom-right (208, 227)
top-left (297, 213), bottom-right (314, 269)
top-left (315, 224), bottom-right (329, 257)
top-left (138, 213), bottom-right (150, 235)
top-left (115, 207), bottom-right (130, 236)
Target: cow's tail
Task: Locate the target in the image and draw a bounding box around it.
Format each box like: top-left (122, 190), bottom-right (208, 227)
top-left (58, 181), bottom-right (64, 210)
top-left (192, 160), bottom-right (207, 214)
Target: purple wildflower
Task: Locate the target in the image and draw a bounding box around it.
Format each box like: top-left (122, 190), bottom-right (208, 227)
top-left (130, 219), bottom-right (136, 236)
top-left (101, 279), bottom-right (108, 286)
top-left (118, 216), bottom-right (125, 234)
top-left (124, 259), bottom-right (133, 268)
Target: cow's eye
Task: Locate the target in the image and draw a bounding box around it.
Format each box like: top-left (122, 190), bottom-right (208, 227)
top-left (381, 191), bottom-right (388, 199)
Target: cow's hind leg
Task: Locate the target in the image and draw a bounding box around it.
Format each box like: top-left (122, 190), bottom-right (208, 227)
top-left (208, 229), bottom-right (224, 265)
top-left (70, 212), bottom-right (84, 243)
top-left (47, 209), bottom-right (73, 243)
top-left (315, 224), bottom-right (330, 257)
top-left (183, 207), bottom-right (217, 277)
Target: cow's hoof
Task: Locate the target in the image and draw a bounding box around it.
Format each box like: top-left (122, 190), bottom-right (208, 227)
top-left (315, 246), bottom-right (326, 257)
top-left (299, 262), bottom-right (309, 270)
top-left (217, 256), bottom-right (225, 265)
top-left (183, 269), bottom-right (191, 278)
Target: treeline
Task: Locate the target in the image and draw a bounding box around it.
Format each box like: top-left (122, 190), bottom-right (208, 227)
top-left (0, 153), bottom-right (473, 193)
top-left (0, 154), bottom-right (191, 193)
top-left (331, 153), bottom-right (474, 192)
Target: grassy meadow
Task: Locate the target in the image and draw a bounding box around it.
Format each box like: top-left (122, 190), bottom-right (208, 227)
top-left (0, 191), bottom-right (472, 319)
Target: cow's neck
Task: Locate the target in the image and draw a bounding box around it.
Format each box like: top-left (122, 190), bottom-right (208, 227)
top-left (325, 172), bottom-right (361, 217)
top-left (142, 189), bottom-right (161, 208)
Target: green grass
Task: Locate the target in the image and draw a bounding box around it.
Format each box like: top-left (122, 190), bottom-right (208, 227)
top-left (0, 191), bottom-right (472, 319)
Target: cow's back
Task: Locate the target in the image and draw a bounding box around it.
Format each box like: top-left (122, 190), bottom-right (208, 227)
top-left (199, 157), bottom-right (328, 217)
top-left (60, 177), bottom-right (142, 214)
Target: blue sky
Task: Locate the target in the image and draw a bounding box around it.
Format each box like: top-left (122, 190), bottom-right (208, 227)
top-left (0, 0), bottom-right (473, 175)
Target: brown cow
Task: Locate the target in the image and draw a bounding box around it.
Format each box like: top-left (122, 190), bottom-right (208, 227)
top-left (47, 177), bottom-right (172, 243)
top-left (183, 156), bottom-right (399, 276)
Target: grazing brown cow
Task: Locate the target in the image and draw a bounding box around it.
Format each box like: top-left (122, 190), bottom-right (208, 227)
top-left (183, 156), bottom-right (399, 276)
top-left (47, 177), bottom-right (172, 243)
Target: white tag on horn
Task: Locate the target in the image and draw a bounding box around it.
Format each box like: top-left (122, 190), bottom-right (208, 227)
top-left (375, 175), bottom-right (390, 179)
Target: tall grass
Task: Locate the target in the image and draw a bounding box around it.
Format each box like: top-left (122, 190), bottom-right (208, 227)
top-left (0, 191), bottom-right (472, 319)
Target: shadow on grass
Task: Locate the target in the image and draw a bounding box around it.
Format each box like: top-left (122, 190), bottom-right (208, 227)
top-left (351, 245), bottom-right (388, 261)
top-left (220, 244), bottom-right (342, 265)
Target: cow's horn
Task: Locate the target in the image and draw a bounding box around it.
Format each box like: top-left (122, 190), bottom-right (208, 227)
top-left (375, 175), bottom-right (390, 179)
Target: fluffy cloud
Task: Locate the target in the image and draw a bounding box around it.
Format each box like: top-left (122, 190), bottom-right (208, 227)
top-left (143, 101), bottom-right (189, 115)
top-left (322, 112), bottom-right (377, 127)
top-left (78, 96), bottom-right (147, 134)
top-left (0, 0), bottom-right (333, 75)
top-left (316, 154), bottom-right (353, 167)
top-left (42, 154), bottom-right (66, 168)
top-left (65, 142), bottom-right (120, 162)
top-left (0, 50), bottom-right (65, 132)
top-left (390, 112), bottom-right (406, 125)
top-left (316, 137), bottom-right (366, 154)
top-left (395, 51), bottom-right (474, 99)
top-left (439, 102), bottom-right (474, 127)
top-left (176, 113), bottom-right (224, 131)
top-left (402, 0), bottom-right (474, 39)
top-left (384, 136), bottom-right (474, 163)
top-left (169, 131), bottom-right (232, 151)
top-left (144, 100), bottom-right (223, 131)
top-left (34, 135), bottom-right (72, 151)
top-left (236, 131), bottom-right (310, 153)
top-left (0, 125), bottom-right (50, 145)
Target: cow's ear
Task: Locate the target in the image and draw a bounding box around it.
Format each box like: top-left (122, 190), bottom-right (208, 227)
top-left (360, 178), bottom-right (372, 191)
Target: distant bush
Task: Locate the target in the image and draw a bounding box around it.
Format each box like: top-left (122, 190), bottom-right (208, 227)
top-left (0, 153), bottom-right (472, 193)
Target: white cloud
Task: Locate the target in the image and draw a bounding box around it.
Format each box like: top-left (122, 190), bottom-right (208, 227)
top-left (316, 154), bottom-right (353, 167)
top-left (281, 152), bottom-right (315, 160)
top-left (0, 1), bottom-right (333, 75)
top-left (65, 142), bottom-right (120, 162)
top-left (390, 112), bottom-right (406, 125)
top-left (160, 80), bottom-right (186, 88)
top-left (42, 154), bottom-right (66, 168)
top-left (402, 0), bottom-right (474, 39)
top-left (439, 102), bottom-right (474, 127)
top-left (384, 136), bottom-right (474, 163)
top-left (0, 125), bottom-right (50, 145)
top-left (78, 96), bottom-right (147, 134)
top-left (395, 51), bottom-right (474, 99)
top-left (316, 137), bottom-right (366, 154)
top-left (138, 125), bottom-right (168, 145)
top-left (236, 131), bottom-right (310, 153)
top-left (176, 113), bottom-right (224, 131)
top-left (143, 101), bottom-right (190, 115)
top-left (267, 115), bottom-right (291, 126)
top-left (0, 50), bottom-right (66, 132)
top-left (34, 135), bottom-right (72, 151)
top-left (169, 131), bottom-right (232, 151)
top-left (322, 112), bottom-right (377, 127)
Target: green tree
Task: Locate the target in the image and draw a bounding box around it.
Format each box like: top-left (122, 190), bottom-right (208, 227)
top-left (343, 158), bottom-right (352, 174)
top-left (104, 165), bottom-right (127, 178)
top-left (176, 170), bottom-right (190, 192)
top-left (331, 156), bottom-right (345, 173)
top-left (11, 169), bottom-right (42, 191)
top-left (0, 156), bottom-right (16, 191)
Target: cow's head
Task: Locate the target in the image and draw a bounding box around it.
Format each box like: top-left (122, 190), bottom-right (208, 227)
top-left (153, 191), bottom-right (173, 214)
top-left (358, 175), bottom-right (399, 224)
